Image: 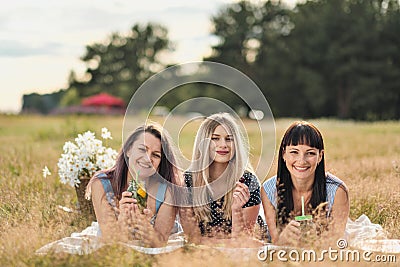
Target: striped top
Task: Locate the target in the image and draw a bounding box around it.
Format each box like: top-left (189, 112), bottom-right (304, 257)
top-left (262, 172), bottom-right (344, 216)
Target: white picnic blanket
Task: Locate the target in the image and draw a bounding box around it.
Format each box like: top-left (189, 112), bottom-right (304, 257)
top-left (345, 214), bottom-right (400, 253)
top-left (35, 222), bottom-right (185, 255)
top-left (36, 215), bottom-right (400, 256)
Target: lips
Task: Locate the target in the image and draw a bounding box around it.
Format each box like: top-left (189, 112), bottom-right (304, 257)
top-left (216, 151), bottom-right (229, 155)
top-left (293, 166), bottom-right (309, 172)
top-left (137, 161), bottom-right (152, 169)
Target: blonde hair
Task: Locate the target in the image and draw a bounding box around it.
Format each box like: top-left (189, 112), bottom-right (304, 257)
top-left (189, 113), bottom-right (253, 223)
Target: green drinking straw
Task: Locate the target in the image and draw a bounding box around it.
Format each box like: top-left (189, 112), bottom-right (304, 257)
top-left (295, 196), bottom-right (313, 221)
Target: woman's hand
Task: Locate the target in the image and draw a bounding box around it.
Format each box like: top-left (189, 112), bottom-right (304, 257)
top-left (231, 182), bottom-right (250, 211)
top-left (118, 191), bottom-right (145, 239)
top-left (118, 191), bottom-right (161, 246)
top-left (134, 208), bottom-right (163, 247)
top-left (179, 207), bottom-right (201, 243)
top-left (277, 220), bottom-right (301, 246)
top-left (118, 191), bottom-right (138, 223)
top-left (231, 182), bottom-right (251, 236)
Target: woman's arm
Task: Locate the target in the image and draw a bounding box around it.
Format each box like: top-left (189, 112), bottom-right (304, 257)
top-left (91, 179), bottom-right (121, 241)
top-left (231, 182), bottom-right (259, 236)
top-left (261, 186), bottom-right (302, 246)
top-left (240, 205), bottom-right (260, 232)
top-left (118, 190), bottom-right (165, 247)
top-left (179, 207), bottom-right (202, 243)
top-left (261, 186), bottom-right (278, 242)
top-left (153, 188), bottom-right (178, 243)
top-left (179, 171), bottom-right (203, 242)
top-left (329, 185), bottom-right (350, 242)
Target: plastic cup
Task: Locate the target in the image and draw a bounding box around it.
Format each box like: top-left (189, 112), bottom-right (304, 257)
top-left (295, 215), bottom-right (314, 242)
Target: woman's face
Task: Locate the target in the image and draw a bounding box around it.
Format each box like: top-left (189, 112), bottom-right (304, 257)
top-left (209, 124), bottom-right (235, 164)
top-left (283, 144), bottom-right (323, 181)
top-left (127, 132), bottom-right (162, 179)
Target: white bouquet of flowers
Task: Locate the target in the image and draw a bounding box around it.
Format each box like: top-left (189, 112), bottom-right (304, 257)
top-left (57, 128), bottom-right (118, 188)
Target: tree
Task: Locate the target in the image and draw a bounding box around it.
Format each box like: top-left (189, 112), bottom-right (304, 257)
top-left (59, 87), bottom-right (80, 107)
top-left (204, 0), bottom-right (264, 79)
top-left (285, 0), bottom-right (400, 119)
top-left (75, 22), bottom-right (172, 101)
top-left (375, 0), bottom-right (400, 119)
top-left (253, 1), bottom-right (295, 117)
top-left (22, 90), bottom-right (65, 114)
top-left (208, 0), bottom-right (400, 119)
top-left (204, 1), bottom-right (292, 116)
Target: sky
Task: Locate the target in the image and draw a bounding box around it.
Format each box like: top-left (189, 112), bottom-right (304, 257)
top-left (0, 0), bottom-right (297, 113)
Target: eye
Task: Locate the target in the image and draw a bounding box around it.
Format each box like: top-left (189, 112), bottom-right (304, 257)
top-left (138, 147), bottom-right (146, 152)
top-left (153, 153), bottom-right (161, 159)
top-left (307, 151), bottom-right (317, 156)
top-left (211, 137), bottom-right (219, 141)
top-left (290, 151), bottom-right (298, 154)
top-left (225, 137), bottom-right (233, 142)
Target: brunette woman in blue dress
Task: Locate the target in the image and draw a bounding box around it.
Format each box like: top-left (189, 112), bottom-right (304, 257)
top-left (262, 121), bottom-right (349, 247)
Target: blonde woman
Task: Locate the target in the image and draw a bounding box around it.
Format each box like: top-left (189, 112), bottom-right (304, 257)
top-left (180, 113), bottom-right (261, 243)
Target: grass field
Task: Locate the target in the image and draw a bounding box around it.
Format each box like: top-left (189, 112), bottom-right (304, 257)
top-left (0, 114), bottom-right (399, 266)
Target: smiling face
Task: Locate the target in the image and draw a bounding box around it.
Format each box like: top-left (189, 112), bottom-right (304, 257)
top-left (209, 124), bottom-right (235, 164)
top-left (283, 144), bottom-right (323, 182)
top-left (126, 132), bottom-right (162, 179)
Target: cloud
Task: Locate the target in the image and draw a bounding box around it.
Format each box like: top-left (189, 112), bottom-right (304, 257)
top-left (0, 40), bottom-right (63, 57)
top-left (0, 0), bottom-right (238, 112)
top-left (163, 5), bottom-right (216, 15)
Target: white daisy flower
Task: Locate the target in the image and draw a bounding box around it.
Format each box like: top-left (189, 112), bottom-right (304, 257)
top-left (42, 166), bottom-right (51, 178)
top-left (56, 128), bottom-right (117, 187)
top-left (101, 127), bottom-right (112, 140)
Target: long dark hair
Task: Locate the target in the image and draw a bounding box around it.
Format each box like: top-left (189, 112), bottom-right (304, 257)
top-left (276, 121), bottom-right (326, 225)
top-left (100, 123), bottom-right (178, 200)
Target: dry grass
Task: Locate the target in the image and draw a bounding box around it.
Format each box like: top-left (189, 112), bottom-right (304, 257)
top-left (0, 114), bottom-right (399, 266)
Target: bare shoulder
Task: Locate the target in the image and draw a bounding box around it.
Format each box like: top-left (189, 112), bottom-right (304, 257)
top-left (334, 185), bottom-right (349, 205)
top-left (90, 178), bottom-right (106, 197)
top-left (339, 180), bottom-right (349, 192)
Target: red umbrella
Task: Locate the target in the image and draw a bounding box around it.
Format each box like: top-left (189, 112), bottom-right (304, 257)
top-left (82, 93), bottom-right (125, 107)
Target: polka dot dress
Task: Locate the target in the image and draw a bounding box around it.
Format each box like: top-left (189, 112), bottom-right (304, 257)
top-left (184, 171), bottom-right (261, 236)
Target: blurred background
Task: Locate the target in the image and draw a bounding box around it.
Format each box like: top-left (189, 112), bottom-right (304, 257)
top-left (1, 0), bottom-right (399, 120)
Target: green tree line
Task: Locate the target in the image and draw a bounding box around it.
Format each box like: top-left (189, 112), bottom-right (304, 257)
top-left (22, 0), bottom-right (400, 120)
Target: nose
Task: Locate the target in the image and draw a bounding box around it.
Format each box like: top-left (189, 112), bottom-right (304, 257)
top-left (298, 153), bottom-right (307, 164)
top-left (144, 151), bottom-right (153, 163)
top-left (217, 139), bottom-right (227, 148)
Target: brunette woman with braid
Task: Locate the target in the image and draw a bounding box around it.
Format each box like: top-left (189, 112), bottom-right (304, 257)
top-left (261, 121), bottom-right (349, 246)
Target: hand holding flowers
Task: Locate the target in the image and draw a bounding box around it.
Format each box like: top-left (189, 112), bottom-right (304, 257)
top-left (126, 170), bottom-right (147, 212)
